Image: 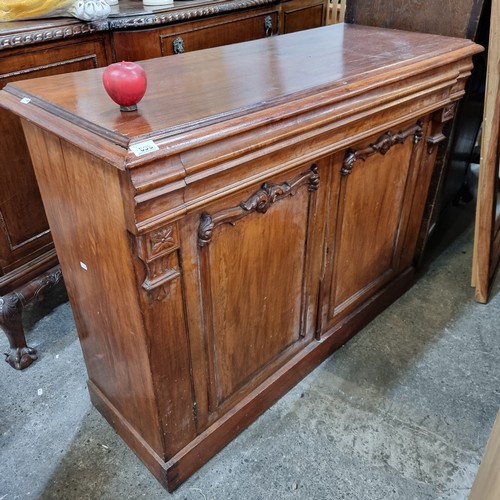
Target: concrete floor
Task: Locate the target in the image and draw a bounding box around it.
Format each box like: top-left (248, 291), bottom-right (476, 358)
top-left (1, 203), bottom-right (499, 500)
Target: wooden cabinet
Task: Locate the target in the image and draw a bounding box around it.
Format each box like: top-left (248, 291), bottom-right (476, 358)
top-left (0, 23), bottom-right (480, 488)
top-left (0, 24), bottom-right (480, 486)
top-left (0, 31), bottom-right (112, 369)
top-left (0, 22), bottom-right (481, 491)
top-left (0, 35), bottom-right (112, 276)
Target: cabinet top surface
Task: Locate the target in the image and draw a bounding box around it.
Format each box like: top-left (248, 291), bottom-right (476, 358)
top-left (0, 23), bottom-right (481, 152)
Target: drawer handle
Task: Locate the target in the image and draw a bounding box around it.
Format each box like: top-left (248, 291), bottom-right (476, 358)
top-left (173, 36), bottom-right (185, 54)
top-left (341, 120), bottom-right (424, 176)
top-left (264, 15), bottom-right (273, 36)
top-left (198, 164), bottom-right (319, 247)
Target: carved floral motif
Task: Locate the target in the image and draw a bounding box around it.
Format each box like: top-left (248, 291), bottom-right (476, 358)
top-left (198, 164), bottom-right (319, 246)
top-left (136, 224), bottom-right (181, 299)
top-left (149, 225), bottom-right (177, 257)
top-left (341, 121), bottom-right (424, 176)
top-left (441, 104), bottom-right (456, 122)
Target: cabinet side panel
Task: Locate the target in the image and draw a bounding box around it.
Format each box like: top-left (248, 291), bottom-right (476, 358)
top-left (21, 121), bottom-right (164, 456)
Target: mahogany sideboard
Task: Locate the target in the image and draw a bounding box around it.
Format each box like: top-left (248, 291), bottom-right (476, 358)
top-left (0, 0), bottom-right (328, 369)
top-left (0, 24), bottom-right (481, 490)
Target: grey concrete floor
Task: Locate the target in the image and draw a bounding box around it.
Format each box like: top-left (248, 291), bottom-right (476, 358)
top-left (1, 203), bottom-right (499, 500)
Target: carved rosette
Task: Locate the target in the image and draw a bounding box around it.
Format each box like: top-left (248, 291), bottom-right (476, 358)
top-left (198, 164), bottom-right (319, 247)
top-left (136, 223), bottom-right (181, 301)
top-left (341, 121), bottom-right (424, 176)
top-left (149, 225), bottom-right (177, 256)
top-left (441, 103), bottom-right (456, 123)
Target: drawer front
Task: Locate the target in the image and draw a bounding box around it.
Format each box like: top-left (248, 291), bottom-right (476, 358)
top-left (282, 0), bottom-right (326, 34)
top-left (112, 9), bottom-right (278, 61)
top-left (161, 11), bottom-right (278, 55)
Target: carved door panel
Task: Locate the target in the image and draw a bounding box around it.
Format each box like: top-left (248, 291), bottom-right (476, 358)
top-left (320, 119), bottom-right (428, 331)
top-left (180, 161), bottom-right (324, 429)
top-left (0, 35), bottom-right (111, 288)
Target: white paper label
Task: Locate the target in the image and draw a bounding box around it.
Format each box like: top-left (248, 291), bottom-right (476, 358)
top-left (80, 261), bottom-right (88, 271)
top-left (130, 140), bottom-right (159, 157)
top-left (20, 97), bottom-right (31, 104)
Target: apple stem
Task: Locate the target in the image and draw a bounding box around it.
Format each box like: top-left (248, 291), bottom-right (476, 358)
top-left (120, 104), bottom-right (138, 112)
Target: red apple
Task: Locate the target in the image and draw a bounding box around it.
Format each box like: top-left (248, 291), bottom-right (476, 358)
top-left (102, 61), bottom-right (147, 112)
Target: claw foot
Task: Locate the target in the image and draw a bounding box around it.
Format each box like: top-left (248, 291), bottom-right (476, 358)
top-left (5, 346), bottom-right (38, 370)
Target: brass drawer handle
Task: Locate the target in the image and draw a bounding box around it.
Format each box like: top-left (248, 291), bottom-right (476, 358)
top-left (264, 15), bottom-right (273, 36)
top-left (173, 36), bottom-right (185, 54)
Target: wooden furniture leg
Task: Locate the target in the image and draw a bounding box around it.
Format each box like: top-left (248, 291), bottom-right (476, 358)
top-left (0, 265), bottom-right (63, 370)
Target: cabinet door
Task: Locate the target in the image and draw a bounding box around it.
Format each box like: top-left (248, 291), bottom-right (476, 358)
top-left (179, 161), bottom-right (324, 428)
top-left (320, 119), bottom-right (429, 331)
top-left (0, 36), bottom-right (111, 289)
top-left (112, 9), bottom-right (278, 61)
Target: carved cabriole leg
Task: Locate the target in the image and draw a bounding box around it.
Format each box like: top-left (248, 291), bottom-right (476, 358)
top-left (1, 265), bottom-right (63, 370)
top-left (0, 293), bottom-right (36, 369)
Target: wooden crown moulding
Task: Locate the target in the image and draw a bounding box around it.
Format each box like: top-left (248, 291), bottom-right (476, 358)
top-left (107, 0), bottom-right (279, 30)
top-left (0, 24), bottom-right (482, 237)
top-left (0, 21), bottom-right (107, 51)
